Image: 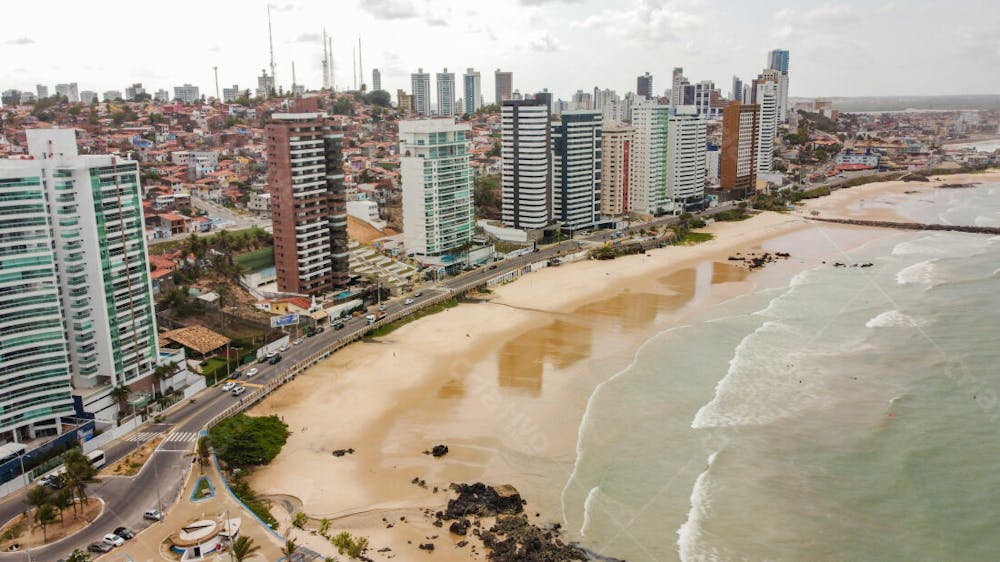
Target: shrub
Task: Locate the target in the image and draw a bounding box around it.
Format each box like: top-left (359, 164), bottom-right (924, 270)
top-left (209, 414), bottom-right (289, 468)
top-left (293, 512), bottom-right (308, 529)
top-left (332, 532), bottom-right (369, 558)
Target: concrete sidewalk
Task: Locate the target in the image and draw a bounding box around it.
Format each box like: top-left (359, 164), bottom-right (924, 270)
top-left (98, 459), bottom-right (285, 562)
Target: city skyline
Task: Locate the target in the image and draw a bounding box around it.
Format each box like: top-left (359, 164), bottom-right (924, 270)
top-left (2, 0), bottom-right (998, 100)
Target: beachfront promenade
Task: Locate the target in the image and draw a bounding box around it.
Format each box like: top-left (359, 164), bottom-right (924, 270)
top-left (0, 204), bottom-right (734, 559)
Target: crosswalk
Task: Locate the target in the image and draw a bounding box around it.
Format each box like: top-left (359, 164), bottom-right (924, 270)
top-left (125, 430), bottom-right (200, 443)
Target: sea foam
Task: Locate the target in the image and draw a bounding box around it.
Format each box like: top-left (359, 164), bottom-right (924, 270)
top-left (676, 451), bottom-right (721, 562)
top-left (865, 310), bottom-right (929, 329)
top-left (896, 260), bottom-right (938, 285)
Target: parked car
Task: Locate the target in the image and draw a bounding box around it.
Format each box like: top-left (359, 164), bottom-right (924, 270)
top-left (415, 291), bottom-right (423, 297)
top-left (279, 345), bottom-right (289, 352)
top-left (404, 298), bottom-right (414, 305)
top-left (113, 527), bottom-right (134, 539)
top-left (144, 509), bottom-right (164, 521)
top-left (88, 542), bottom-right (113, 553)
top-left (265, 350), bottom-right (277, 359)
top-left (269, 354), bottom-right (282, 365)
top-left (221, 381), bottom-right (236, 392)
top-left (332, 321), bottom-right (345, 330)
top-left (293, 337), bottom-right (304, 345)
top-left (103, 533), bottom-right (125, 547)
top-left (245, 368), bottom-right (259, 377)
top-left (231, 386), bottom-right (246, 397)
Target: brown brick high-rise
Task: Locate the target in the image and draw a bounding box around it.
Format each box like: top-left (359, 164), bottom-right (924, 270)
top-left (720, 101), bottom-right (760, 197)
top-left (266, 111), bottom-right (349, 295)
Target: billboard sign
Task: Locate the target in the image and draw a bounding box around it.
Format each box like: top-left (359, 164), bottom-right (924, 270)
top-left (270, 314), bottom-right (299, 328)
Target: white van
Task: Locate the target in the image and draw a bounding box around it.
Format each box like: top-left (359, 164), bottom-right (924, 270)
top-left (365, 314), bottom-right (377, 324)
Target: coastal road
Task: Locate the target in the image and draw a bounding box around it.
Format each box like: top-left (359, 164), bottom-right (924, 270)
top-left (0, 205), bottom-right (736, 556)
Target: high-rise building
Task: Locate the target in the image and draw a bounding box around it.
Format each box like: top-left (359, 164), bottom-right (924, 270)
top-left (551, 111), bottom-right (602, 230)
top-left (79, 91), bottom-right (98, 105)
top-left (463, 68), bottom-right (482, 116)
top-left (36, 84), bottom-right (48, 99)
top-left (436, 68), bottom-right (456, 117)
top-left (731, 76), bottom-right (743, 101)
top-left (768, 49), bottom-right (790, 74)
top-left (396, 89), bottom-right (413, 112)
top-left (600, 124), bottom-right (633, 217)
top-left (629, 100), bottom-right (671, 215)
top-left (756, 67), bottom-right (789, 124)
top-left (754, 80), bottom-right (779, 176)
top-left (0, 161), bottom-right (76, 441)
top-left (0, 90), bottom-right (19, 107)
top-left (372, 68), bottom-right (382, 92)
top-left (494, 69), bottom-right (513, 105)
top-left (173, 84), bottom-right (200, 103)
top-left (256, 70), bottom-right (275, 98)
top-left (411, 68), bottom-right (431, 116)
top-left (399, 118), bottom-right (474, 256)
top-left (55, 83), bottom-right (79, 103)
top-left (102, 90), bottom-right (123, 102)
top-left (720, 102), bottom-right (759, 195)
top-left (670, 68), bottom-right (688, 106)
top-left (666, 107), bottom-right (707, 210)
top-left (570, 90), bottom-right (593, 111)
top-left (266, 110), bottom-right (349, 295)
top-left (222, 85), bottom-right (241, 103)
top-left (637, 72), bottom-right (653, 99)
top-left (19, 129), bottom-right (158, 393)
top-left (124, 83), bottom-right (145, 100)
top-left (501, 99), bottom-right (552, 230)
top-left (19, 91), bottom-right (36, 105)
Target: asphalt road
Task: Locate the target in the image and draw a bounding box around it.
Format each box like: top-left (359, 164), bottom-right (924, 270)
top-left (0, 205), bottom-right (736, 558)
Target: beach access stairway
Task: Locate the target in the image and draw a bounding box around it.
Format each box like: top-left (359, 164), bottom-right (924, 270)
top-left (807, 217), bottom-right (1000, 235)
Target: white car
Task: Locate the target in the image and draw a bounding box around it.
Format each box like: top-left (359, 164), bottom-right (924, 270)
top-left (405, 298), bottom-right (414, 305)
top-left (221, 381), bottom-right (236, 391)
top-left (103, 533), bottom-right (125, 547)
top-left (293, 337), bottom-right (304, 345)
top-left (265, 350), bottom-right (277, 359)
top-left (279, 345), bottom-right (289, 352)
top-left (231, 386), bottom-right (246, 396)
top-left (245, 368), bottom-right (259, 377)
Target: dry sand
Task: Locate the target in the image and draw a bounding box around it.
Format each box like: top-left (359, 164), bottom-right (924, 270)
top-left (247, 174), bottom-right (998, 559)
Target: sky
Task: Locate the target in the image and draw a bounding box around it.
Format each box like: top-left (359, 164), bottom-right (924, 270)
top-left (2, 0), bottom-right (999, 101)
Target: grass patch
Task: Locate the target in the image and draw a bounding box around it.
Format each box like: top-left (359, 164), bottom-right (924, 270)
top-left (709, 208), bottom-right (751, 222)
top-left (234, 246), bottom-right (274, 273)
top-left (229, 474), bottom-right (279, 530)
top-left (676, 231), bottom-right (715, 245)
top-left (194, 477), bottom-right (212, 499)
top-left (367, 299), bottom-right (459, 338)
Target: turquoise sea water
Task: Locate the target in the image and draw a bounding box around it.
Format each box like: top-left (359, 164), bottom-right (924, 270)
top-left (562, 183), bottom-right (1000, 561)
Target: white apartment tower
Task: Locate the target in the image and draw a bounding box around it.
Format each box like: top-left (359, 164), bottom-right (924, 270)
top-left (23, 129), bottom-right (158, 391)
top-left (665, 107), bottom-right (707, 210)
top-left (629, 100), bottom-right (671, 215)
top-left (399, 119), bottom-right (475, 256)
top-left (551, 111), bottom-right (603, 231)
top-left (0, 162), bottom-right (75, 441)
top-left (754, 80), bottom-right (779, 175)
top-left (174, 84), bottom-right (200, 103)
top-left (436, 68), bottom-right (456, 117)
top-left (411, 68), bottom-right (431, 116)
top-left (601, 124), bottom-right (633, 217)
top-left (501, 99), bottom-right (552, 230)
top-left (463, 68), bottom-right (482, 116)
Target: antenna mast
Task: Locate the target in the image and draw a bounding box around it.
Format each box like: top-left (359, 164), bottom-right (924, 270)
top-left (321, 29), bottom-right (330, 90)
top-left (358, 36), bottom-right (364, 91)
top-left (213, 66), bottom-right (220, 100)
top-left (267, 6), bottom-right (277, 97)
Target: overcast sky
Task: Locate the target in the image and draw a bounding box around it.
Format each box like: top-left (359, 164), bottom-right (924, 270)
top-left (2, 0), bottom-right (998, 101)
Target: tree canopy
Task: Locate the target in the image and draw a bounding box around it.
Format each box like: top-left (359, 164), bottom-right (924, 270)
top-left (209, 414), bottom-right (289, 467)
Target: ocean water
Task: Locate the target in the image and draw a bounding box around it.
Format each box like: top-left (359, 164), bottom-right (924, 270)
top-left (562, 183), bottom-right (1000, 561)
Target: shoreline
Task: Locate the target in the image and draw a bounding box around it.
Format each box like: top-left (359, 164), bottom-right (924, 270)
top-left (243, 173), bottom-right (998, 559)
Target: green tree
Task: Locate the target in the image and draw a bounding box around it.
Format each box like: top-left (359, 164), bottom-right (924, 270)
top-left (231, 535), bottom-right (261, 561)
top-left (281, 538), bottom-right (299, 557)
top-left (66, 549), bottom-right (91, 562)
top-left (293, 511), bottom-right (308, 529)
top-left (208, 414), bottom-right (289, 468)
top-left (319, 517), bottom-right (332, 538)
top-left (110, 385), bottom-right (131, 417)
top-left (331, 97), bottom-right (353, 115)
top-left (35, 503), bottom-right (57, 542)
top-left (62, 449), bottom-right (98, 507)
top-left (363, 89), bottom-right (391, 107)
top-left (196, 436), bottom-right (211, 473)
top-left (474, 174), bottom-right (501, 219)
top-left (53, 487), bottom-right (74, 523)
top-left (26, 485), bottom-right (50, 510)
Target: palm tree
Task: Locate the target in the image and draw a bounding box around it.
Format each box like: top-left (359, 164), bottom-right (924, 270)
top-left (53, 487), bottom-right (74, 523)
top-left (231, 535), bottom-right (261, 561)
top-left (196, 436), bottom-right (211, 473)
top-left (35, 503), bottom-right (57, 542)
top-left (152, 362), bottom-right (179, 398)
top-left (25, 485), bottom-right (50, 530)
top-left (109, 385), bottom-right (131, 419)
top-left (280, 538), bottom-right (299, 559)
top-left (62, 449), bottom-right (97, 508)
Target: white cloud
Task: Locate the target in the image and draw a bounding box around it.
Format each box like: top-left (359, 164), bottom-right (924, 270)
top-left (293, 32), bottom-right (323, 43)
top-left (6, 37), bottom-right (34, 45)
top-left (360, 0), bottom-right (418, 20)
top-left (528, 33), bottom-right (562, 52)
top-left (571, 0), bottom-right (702, 47)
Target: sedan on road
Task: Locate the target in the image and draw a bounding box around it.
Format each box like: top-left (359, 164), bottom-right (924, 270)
top-left (103, 533), bottom-right (125, 547)
top-left (88, 542), bottom-right (114, 553)
top-left (144, 509), bottom-right (164, 521)
top-left (405, 298), bottom-right (414, 305)
top-left (245, 368), bottom-right (259, 377)
top-left (113, 527), bottom-right (134, 539)
top-left (221, 381), bottom-right (236, 392)
top-left (231, 386), bottom-right (246, 397)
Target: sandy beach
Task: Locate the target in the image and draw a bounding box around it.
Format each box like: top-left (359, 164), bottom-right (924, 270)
top-left (245, 172), bottom-right (998, 559)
